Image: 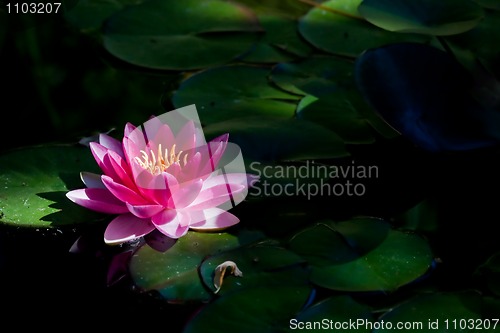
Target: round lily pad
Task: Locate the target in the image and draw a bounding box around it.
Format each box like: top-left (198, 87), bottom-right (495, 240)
top-left (0, 144), bottom-right (104, 228)
top-left (241, 13), bottom-right (314, 64)
top-left (269, 55), bottom-right (357, 96)
top-left (355, 42), bottom-right (500, 152)
top-left (296, 94), bottom-right (376, 144)
top-left (171, 65), bottom-right (301, 125)
top-left (202, 116), bottom-right (349, 162)
top-left (182, 285), bottom-right (313, 333)
top-left (298, 0), bottom-right (428, 57)
top-left (374, 291), bottom-right (484, 332)
top-left (288, 295), bottom-right (374, 332)
top-left (358, 0), bottom-right (485, 36)
top-left (102, 0), bottom-right (262, 70)
top-left (199, 243), bottom-right (307, 295)
top-left (289, 218), bottom-right (434, 291)
top-left (128, 230), bottom-right (265, 303)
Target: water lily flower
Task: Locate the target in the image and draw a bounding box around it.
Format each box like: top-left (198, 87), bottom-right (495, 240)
top-left (66, 105), bottom-right (255, 245)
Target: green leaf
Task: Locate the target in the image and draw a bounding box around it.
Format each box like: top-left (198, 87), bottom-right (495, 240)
top-left (0, 145), bottom-right (104, 228)
top-left (289, 218), bottom-right (434, 291)
top-left (64, 0), bottom-right (136, 31)
top-left (270, 55), bottom-right (357, 96)
top-left (199, 243), bottom-right (308, 295)
top-left (374, 291), bottom-right (487, 332)
top-left (475, 252), bottom-right (500, 297)
top-left (202, 116), bottom-right (350, 162)
top-left (182, 286), bottom-right (313, 333)
top-left (241, 13), bottom-right (314, 63)
top-left (269, 56), bottom-right (399, 140)
top-left (298, 0), bottom-right (428, 57)
top-left (128, 230), bottom-right (265, 303)
top-left (171, 65), bottom-right (301, 125)
top-left (200, 243), bottom-right (308, 296)
top-left (289, 295), bottom-right (374, 332)
top-left (297, 94), bottom-right (376, 144)
top-left (358, 0), bottom-right (484, 36)
top-left (102, 0), bottom-right (262, 70)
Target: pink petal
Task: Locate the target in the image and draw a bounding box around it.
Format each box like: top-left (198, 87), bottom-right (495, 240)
top-left (124, 122), bottom-right (147, 146)
top-left (169, 178), bottom-right (203, 209)
top-left (80, 172), bottom-right (106, 189)
top-left (189, 210), bottom-right (239, 231)
top-left (152, 209), bottom-right (190, 239)
top-left (126, 202), bottom-right (165, 218)
top-left (177, 151), bottom-right (202, 183)
top-left (149, 123), bottom-right (175, 151)
top-left (144, 117), bottom-right (174, 145)
top-left (66, 188), bottom-right (128, 214)
top-left (101, 175), bottom-right (148, 205)
top-left (99, 133), bottom-right (124, 158)
top-left (175, 120), bottom-right (198, 151)
top-left (140, 172), bottom-right (177, 206)
top-left (104, 213), bottom-right (155, 245)
top-left (188, 183), bottom-right (245, 211)
top-left (105, 150), bottom-right (136, 190)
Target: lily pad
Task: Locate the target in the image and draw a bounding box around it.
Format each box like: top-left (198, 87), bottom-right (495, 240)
top-left (128, 230), bottom-right (265, 303)
top-left (202, 116), bottom-right (349, 162)
top-left (269, 56), bottom-right (400, 139)
top-left (288, 295), bottom-right (374, 332)
top-left (171, 65), bottom-right (301, 125)
top-left (241, 13), bottom-right (314, 64)
top-left (374, 291), bottom-right (486, 332)
top-left (182, 286), bottom-right (313, 333)
top-left (231, 0), bottom-right (312, 17)
top-left (199, 243), bottom-right (308, 295)
top-left (355, 42), bottom-right (500, 152)
top-left (475, 252), bottom-right (500, 297)
top-left (64, 0), bottom-right (138, 32)
top-left (446, 10), bottom-right (500, 74)
top-left (270, 55), bottom-right (357, 96)
top-left (297, 94), bottom-right (376, 144)
top-left (358, 0), bottom-right (485, 36)
top-left (0, 144), bottom-right (104, 228)
top-left (298, 0), bottom-right (428, 57)
top-left (102, 0), bottom-right (262, 70)
top-left (289, 218), bottom-right (434, 291)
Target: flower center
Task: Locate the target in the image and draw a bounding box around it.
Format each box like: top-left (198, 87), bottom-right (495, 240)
top-left (134, 144), bottom-right (188, 175)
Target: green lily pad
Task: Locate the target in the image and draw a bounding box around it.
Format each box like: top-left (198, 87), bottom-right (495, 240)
top-left (288, 295), bottom-right (374, 332)
top-left (241, 13), bottom-right (314, 63)
top-left (395, 199), bottom-right (439, 232)
top-left (0, 144), bottom-right (104, 228)
top-left (269, 55), bottom-right (357, 96)
top-left (129, 230), bottom-right (266, 303)
top-left (446, 10), bottom-right (500, 73)
top-left (199, 243), bottom-right (307, 295)
top-left (298, 0), bottom-right (428, 57)
top-left (102, 0), bottom-right (262, 70)
top-left (269, 56), bottom-right (400, 139)
top-left (475, 252), bottom-right (500, 297)
top-left (171, 65), bottom-right (301, 125)
top-left (297, 94), bottom-right (376, 144)
top-left (374, 291), bottom-right (487, 332)
top-left (289, 218), bottom-right (434, 291)
top-left (202, 116), bottom-right (349, 162)
top-left (182, 286), bottom-right (313, 333)
top-left (358, 0), bottom-right (484, 36)
top-left (474, 0), bottom-right (500, 10)
top-left (231, 0), bottom-right (312, 17)
top-left (64, 0), bottom-right (138, 32)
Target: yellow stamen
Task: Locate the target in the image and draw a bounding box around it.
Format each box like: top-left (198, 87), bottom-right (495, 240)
top-left (134, 143), bottom-right (189, 175)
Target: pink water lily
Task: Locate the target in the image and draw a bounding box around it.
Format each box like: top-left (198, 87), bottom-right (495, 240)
top-left (66, 106), bottom-right (254, 245)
